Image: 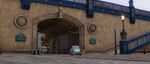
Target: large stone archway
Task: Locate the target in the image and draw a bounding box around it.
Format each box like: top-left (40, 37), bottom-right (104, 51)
top-left (32, 13), bottom-right (84, 54)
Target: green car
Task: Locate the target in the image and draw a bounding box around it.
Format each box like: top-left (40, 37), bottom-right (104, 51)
top-left (70, 45), bottom-right (82, 55)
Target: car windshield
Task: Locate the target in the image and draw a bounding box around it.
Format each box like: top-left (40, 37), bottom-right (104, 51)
top-left (72, 46), bottom-right (80, 49)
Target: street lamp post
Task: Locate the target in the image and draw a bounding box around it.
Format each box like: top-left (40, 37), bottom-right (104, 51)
top-left (120, 15), bottom-right (127, 40)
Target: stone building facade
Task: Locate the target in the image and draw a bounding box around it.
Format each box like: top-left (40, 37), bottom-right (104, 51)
top-left (0, 0), bottom-right (150, 54)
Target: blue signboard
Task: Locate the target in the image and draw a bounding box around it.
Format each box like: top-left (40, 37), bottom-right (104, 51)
top-left (16, 33), bottom-right (26, 42)
top-left (89, 37), bottom-right (96, 45)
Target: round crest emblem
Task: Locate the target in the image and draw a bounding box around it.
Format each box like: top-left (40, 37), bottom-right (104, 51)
top-left (15, 16), bottom-right (29, 29)
top-left (87, 24), bottom-right (97, 33)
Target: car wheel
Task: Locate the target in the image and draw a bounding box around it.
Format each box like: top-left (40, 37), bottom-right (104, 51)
top-left (70, 53), bottom-right (73, 55)
top-left (79, 53), bottom-right (82, 55)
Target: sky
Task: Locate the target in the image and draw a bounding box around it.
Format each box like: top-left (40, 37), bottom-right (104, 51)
top-left (101, 0), bottom-right (150, 11)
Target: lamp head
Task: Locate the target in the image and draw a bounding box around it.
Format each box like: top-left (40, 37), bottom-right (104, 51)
top-left (121, 15), bottom-right (125, 21)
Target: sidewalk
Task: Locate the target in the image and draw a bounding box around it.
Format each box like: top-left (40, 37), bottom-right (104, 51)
top-left (72, 53), bottom-right (150, 62)
top-left (0, 54), bottom-right (150, 64)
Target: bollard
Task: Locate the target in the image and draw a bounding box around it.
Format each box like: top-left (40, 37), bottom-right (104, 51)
top-left (144, 49), bottom-right (146, 54)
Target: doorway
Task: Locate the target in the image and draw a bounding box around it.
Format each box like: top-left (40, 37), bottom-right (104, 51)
top-left (37, 18), bottom-right (82, 54)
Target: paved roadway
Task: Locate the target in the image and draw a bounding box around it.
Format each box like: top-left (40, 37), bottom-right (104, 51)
top-left (0, 54), bottom-right (150, 64)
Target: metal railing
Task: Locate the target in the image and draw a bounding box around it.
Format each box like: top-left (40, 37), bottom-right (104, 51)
top-left (94, 0), bottom-right (150, 16)
top-left (31, 0), bottom-right (150, 16)
top-left (22, 0), bottom-right (150, 21)
top-left (64, 0), bottom-right (86, 4)
top-left (120, 32), bottom-right (150, 54)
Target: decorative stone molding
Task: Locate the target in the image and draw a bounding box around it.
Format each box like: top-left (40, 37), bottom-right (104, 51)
top-left (15, 16), bottom-right (29, 29)
top-left (58, 7), bottom-right (63, 18)
top-left (87, 23), bottom-right (97, 33)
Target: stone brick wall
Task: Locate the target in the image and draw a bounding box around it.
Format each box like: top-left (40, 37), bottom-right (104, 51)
top-left (0, 0), bottom-right (150, 53)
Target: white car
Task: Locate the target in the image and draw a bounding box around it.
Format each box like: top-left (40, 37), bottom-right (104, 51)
top-left (70, 45), bottom-right (82, 55)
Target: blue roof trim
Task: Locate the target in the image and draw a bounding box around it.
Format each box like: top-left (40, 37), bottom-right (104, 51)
top-left (32, 0), bottom-right (87, 10)
top-left (21, 0), bottom-right (150, 21)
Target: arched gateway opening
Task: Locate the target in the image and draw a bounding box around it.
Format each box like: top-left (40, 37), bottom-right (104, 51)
top-left (32, 14), bottom-right (84, 54)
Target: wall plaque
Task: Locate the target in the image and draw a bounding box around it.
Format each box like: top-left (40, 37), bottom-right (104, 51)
top-left (15, 16), bottom-right (29, 29)
top-left (89, 37), bottom-right (96, 45)
top-left (16, 33), bottom-right (26, 42)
